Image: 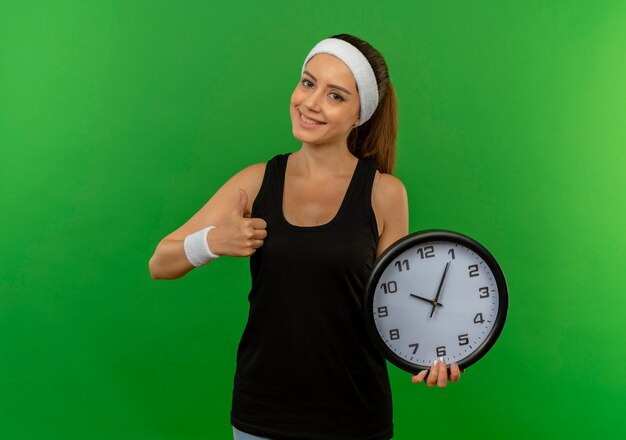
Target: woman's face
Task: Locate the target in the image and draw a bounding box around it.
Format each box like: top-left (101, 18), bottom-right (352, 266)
top-left (290, 53), bottom-right (361, 146)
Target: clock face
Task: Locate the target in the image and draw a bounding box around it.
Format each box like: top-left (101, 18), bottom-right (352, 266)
top-left (365, 230), bottom-right (508, 373)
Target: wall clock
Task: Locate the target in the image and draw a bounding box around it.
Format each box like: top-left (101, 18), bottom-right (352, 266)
top-left (364, 230), bottom-right (508, 373)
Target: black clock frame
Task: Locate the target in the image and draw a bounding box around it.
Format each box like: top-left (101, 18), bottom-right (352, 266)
top-left (363, 229), bottom-right (508, 374)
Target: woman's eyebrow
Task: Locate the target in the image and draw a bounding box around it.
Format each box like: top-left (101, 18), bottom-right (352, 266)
top-left (303, 70), bottom-right (353, 95)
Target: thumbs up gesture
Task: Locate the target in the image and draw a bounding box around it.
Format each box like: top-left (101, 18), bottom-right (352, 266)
top-left (208, 188), bottom-right (268, 257)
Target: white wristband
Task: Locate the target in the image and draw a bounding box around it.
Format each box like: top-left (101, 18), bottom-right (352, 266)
top-left (183, 226), bottom-right (220, 267)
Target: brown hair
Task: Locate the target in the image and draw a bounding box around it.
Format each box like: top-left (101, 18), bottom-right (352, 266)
top-left (331, 33), bottom-right (398, 175)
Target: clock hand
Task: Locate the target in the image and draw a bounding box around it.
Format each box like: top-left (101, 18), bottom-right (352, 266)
top-left (430, 261), bottom-right (450, 318)
top-left (410, 293), bottom-right (443, 307)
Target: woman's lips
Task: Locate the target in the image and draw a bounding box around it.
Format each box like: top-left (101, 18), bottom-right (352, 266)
top-left (299, 111), bottom-right (326, 128)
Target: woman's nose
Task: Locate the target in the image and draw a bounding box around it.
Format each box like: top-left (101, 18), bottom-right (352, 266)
top-left (302, 89), bottom-right (323, 111)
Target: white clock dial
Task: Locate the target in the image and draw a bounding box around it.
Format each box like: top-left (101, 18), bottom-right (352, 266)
top-left (372, 240), bottom-right (500, 369)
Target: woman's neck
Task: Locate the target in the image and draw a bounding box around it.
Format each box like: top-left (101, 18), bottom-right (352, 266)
top-left (292, 142), bottom-right (357, 178)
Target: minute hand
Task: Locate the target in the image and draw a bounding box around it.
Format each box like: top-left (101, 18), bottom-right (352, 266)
top-left (430, 261), bottom-right (450, 318)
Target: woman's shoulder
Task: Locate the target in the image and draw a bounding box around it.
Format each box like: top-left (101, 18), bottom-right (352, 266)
top-left (237, 162), bottom-right (266, 180)
top-left (238, 152), bottom-right (294, 181)
top-left (372, 171), bottom-right (407, 206)
top-left (371, 171), bottom-right (409, 251)
top-left (233, 152), bottom-right (288, 179)
top-left (229, 162), bottom-right (266, 200)
top-left (230, 153), bottom-right (289, 210)
top-left (370, 170), bottom-right (408, 237)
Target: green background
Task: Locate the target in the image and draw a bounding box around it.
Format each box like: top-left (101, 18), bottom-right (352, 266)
top-left (1, 0), bottom-right (624, 438)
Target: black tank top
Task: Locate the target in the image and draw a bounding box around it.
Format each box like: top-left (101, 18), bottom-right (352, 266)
top-left (231, 153), bottom-right (393, 440)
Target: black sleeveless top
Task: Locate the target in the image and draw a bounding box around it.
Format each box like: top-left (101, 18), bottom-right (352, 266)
top-left (230, 153), bottom-right (393, 440)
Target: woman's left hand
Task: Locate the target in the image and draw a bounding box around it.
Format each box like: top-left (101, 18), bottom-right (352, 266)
top-left (411, 357), bottom-right (465, 388)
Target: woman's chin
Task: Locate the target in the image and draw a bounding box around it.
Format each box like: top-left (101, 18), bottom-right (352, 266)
top-left (292, 126), bottom-right (320, 143)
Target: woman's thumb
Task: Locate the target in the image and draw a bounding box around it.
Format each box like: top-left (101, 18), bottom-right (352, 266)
top-left (235, 188), bottom-right (248, 217)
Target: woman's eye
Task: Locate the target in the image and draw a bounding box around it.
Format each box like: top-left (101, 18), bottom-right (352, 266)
top-left (330, 92), bottom-right (344, 102)
top-left (301, 79), bottom-right (313, 88)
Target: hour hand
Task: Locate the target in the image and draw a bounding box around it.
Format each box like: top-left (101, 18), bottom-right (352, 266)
top-left (410, 293), bottom-right (443, 307)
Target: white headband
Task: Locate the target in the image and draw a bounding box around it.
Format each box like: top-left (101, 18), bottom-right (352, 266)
top-left (301, 38), bottom-right (379, 126)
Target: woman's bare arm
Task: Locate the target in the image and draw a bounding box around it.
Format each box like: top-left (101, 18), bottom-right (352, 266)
top-left (148, 163), bottom-right (266, 280)
top-left (372, 172), bottom-right (409, 258)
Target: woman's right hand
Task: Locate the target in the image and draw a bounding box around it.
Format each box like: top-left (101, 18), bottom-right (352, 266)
top-left (208, 188), bottom-right (267, 257)
top-left (149, 163), bottom-right (266, 279)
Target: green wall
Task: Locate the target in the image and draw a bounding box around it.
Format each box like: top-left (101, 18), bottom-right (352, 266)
top-left (1, 1), bottom-right (624, 438)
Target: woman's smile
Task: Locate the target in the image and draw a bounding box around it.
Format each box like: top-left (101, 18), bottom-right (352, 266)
top-left (298, 110), bottom-right (327, 127)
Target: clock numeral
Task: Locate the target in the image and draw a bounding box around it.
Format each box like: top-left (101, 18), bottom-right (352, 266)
top-left (416, 246), bottom-right (435, 259)
top-left (390, 329), bottom-right (400, 340)
top-left (409, 343), bottom-right (419, 354)
top-left (458, 334), bottom-right (469, 346)
top-left (394, 259), bottom-right (410, 272)
top-left (380, 281), bottom-right (398, 294)
top-left (448, 248), bottom-right (455, 260)
top-left (473, 312), bottom-right (485, 324)
top-left (468, 264), bottom-right (479, 278)
top-left (479, 286), bottom-right (489, 298)
top-left (377, 306), bottom-right (388, 317)
top-left (436, 346), bottom-right (446, 357)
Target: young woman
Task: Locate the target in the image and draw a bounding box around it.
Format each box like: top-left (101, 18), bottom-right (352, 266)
top-left (149, 34), bottom-right (463, 440)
